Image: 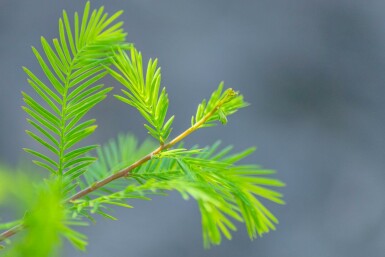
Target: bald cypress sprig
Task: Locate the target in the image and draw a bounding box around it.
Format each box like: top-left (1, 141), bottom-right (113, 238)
top-left (0, 2), bottom-right (284, 255)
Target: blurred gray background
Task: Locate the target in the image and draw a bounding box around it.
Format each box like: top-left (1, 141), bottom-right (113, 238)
top-left (1, 0), bottom-right (385, 256)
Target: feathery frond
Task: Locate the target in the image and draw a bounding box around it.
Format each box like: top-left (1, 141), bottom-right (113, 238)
top-left (71, 133), bottom-right (284, 247)
top-left (22, 2), bottom-right (128, 193)
top-left (171, 149), bottom-right (284, 247)
top-left (110, 47), bottom-right (174, 144)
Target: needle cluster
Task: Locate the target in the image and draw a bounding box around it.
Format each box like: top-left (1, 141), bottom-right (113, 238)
top-left (0, 2), bottom-right (284, 256)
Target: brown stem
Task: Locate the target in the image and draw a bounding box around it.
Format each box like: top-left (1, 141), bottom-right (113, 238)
top-left (0, 224), bottom-right (24, 242)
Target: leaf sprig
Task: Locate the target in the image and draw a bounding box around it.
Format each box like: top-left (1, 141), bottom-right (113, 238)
top-left (0, 170), bottom-right (87, 255)
top-left (0, 2), bottom-right (284, 255)
top-left (110, 47), bottom-right (175, 144)
top-left (71, 133), bottom-right (284, 247)
top-left (192, 82), bottom-right (248, 127)
top-left (22, 1), bottom-right (128, 193)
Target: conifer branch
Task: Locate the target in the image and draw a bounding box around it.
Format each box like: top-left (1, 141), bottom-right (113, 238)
top-left (0, 90), bottom-right (238, 242)
top-left (0, 2), bottom-right (283, 253)
top-left (69, 90), bottom-right (236, 201)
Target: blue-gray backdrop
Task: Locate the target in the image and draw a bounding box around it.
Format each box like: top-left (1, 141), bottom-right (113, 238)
top-left (0, 0), bottom-right (384, 256)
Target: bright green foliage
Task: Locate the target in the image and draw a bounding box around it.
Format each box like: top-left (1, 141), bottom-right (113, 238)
top-left (71, 134), bottom-right (284, 247)
top-left (0, 171), bottom-right (87, 256)
top-left (110, 48), bottom-right (174, 144)
top-left (22, 1), bottom-right (128, 194)
top-left (10, 182), bottom-right (87, 256)
top-left (172, 146), bottom-right (285, 246)
top-left (0, 2), bottom-right (284, 255)
top-left (192, 82), bottom-right (248, 127)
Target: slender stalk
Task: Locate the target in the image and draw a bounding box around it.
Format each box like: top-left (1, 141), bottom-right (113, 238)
top-left (0, 224), bottom-right (24, 242)
top-left (0, 96), bottom-right (229, 242)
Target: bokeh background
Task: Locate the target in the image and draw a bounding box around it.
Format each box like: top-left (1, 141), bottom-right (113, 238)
top-left (1, 0), bottom-right (385, 256)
